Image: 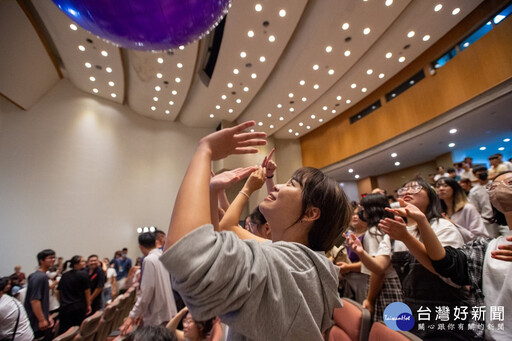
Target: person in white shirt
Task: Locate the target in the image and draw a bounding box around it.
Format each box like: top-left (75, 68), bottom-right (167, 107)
top-left (101, 258), bottom-right (117, 309)
top-left (120, 232), bottom-right (177, 335)
top-left (433, 166), bottom-right (449, 182)
top-left (0, 277), bottom-right (34, 341)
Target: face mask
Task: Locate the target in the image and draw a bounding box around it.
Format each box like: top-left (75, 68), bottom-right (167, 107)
top-left (478, 172), bottom-right (488, 181)
top-left (47, 272), bottom-right (57, 279)
top-left (489, 182), bottom-right (512, 213)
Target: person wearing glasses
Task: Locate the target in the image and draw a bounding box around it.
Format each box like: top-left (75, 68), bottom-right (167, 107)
top-left (377, 179), bottom-right (478, 340)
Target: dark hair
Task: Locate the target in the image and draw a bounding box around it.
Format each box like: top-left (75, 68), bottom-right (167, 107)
top-left (122, 248), bottom-right (128, 252)
top-left (37, 249), bottom-right (55, 265)
top-left (138, 232), bottom-right (156, 248)
top-left (447, 167), bottom-right (456, 173)
top-left (195, 318), bottom-right (215, 339)
top-left (292, 167), bottom-right (352, 252)
top-left (63, 255), bottom-right (82, 272)
top-left (0, 277), bottom-right (10, 292)
top-left (359, 194), bottom-right (394, 230)
top-left (154, 229), bottom-right (166, 238)
top-left (403, 179), bottom-right (443, 222)
top-left (88, 254), bottom-right (99, 260)
top-left (124, 325), bottom-right (177, 341)
top-left (249, 206), bottom-right (267, 229)
top-left (459, 178), bottom-right (471, 185)
top-left (436, 177), bottom-right (468, 213)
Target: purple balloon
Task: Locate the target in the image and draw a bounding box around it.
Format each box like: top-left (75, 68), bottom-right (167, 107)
top-left (52, 0), bottom-right (230, 50)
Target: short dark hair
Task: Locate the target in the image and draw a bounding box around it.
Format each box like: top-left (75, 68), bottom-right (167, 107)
top-left (88, 254), bottom-right (99, 260)
top-left (37, 249), bottom-right (55, 265)
top-left (138, 232), bottom-right (156, 249)
top-left (0, 277), bottom-right (10, 292)
top-left (154, 229), bottom-right (166, 238)
top-left (459, 178), bottom-right (471, 185)
top-left (489, 154), bottom-right (499, 160)
top-left (125, 325), bottom-right (177, 341)
top-left (122, 248), bottom-right (128, 252)
top-left (249, 207), bottom-right (267, 229)
top-left (360, 193), bottom-right (394, 229)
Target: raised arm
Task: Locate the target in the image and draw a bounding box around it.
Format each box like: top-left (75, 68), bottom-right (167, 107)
top-left (165, 121), bottom-right (266, 250)
top-left (346, 234), bottom-right (389, 275)
top-left (262, 148), bottom-right (276, 194)
top-left (166, 307), bottom-right (188, 341)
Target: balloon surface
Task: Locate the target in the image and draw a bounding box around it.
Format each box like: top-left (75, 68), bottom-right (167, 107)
top-left (52, 0), bottom-right (230, 50)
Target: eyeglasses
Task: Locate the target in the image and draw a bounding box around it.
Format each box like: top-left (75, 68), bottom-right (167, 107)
top-left (486, 178), bottom-right (512, 191)
top-left (182, 318), bottom-right (195, 325)
top-left (397, 185), bottom-right (423, 196)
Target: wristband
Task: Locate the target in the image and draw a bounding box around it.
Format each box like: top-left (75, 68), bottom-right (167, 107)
top-left (239, 191), bottom-right (250, 199)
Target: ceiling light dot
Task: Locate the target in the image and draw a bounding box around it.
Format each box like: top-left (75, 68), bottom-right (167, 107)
top-left (69, 24), bottom-right (78, 31)
top-left (177, 63), bottom-right (183, 68)
top-left (480, 146), bottom-right (486, 150)
top-left (78, 45), bottom-right (85, 51)
top-left (227, 83), bottom-right (233, 88)
top-left (179, 45), bottom-right (185, 50)
top-left (165, 110), bottom-right (170, 114)
top-left (210, 114), bottom-right (214, 118)
top-left (306, 126), bottom-right (311, 130)
top-left (319, 118), bottom-right (324, 122)
top-left (395, 161), bottom-right (401, 166)
top-left (379, 73), bottom-right (385, 79)
top-left (366, 69), bottom-right (373, 75)
top-left (215, 105), bottom-right (220, 109)
top-left (270, 124), bottom-right (274, 129)
top-left (299, 80), bottom-right (305, 86)
top-left (251, 73), bottom-right (257, 79)
top-left (259, 56), bottom-right (266, 62)
top-left (243, 87), bottom-right (249, 92)
top-left (255, 4), bottom-right (262, 12)
top-left (311, 114), bottom-right (316, 119)
top-left (101, 51), bottom-right (108, 57)
top-left (279, 9), bottom-right (286, 17)
top-left (498, 146), bottom-right (505, 151)
top-left (435, 4), bottom-right (442, 12)
top-left (355, 174), bottom-right (360, 179)
top-left (289, 108), bottom-right (294, 112)
top-left (449, 128), bottom-right (457, 134)
top-left (295, 132), bottom-right (299, 136)
top-left (279, 117), bottom-right (284, 121)
top-left (299, 122), bottom-right (304, 127)
top-left (504, 138), bottom-right (510, 142)
top-left (313, 64), bottom-right (319, 70)
top-left (89, 76), bottom-right (96, 82)
top-left (233, 69), bottom-right (239, 75)
top-left (423, 35), bottom-right (431, 41)
top-left (155, 86), bottom-right (161, 91)
top-left (172, 90), bottom-right (177, 95)
top-left (258, 122), bottom-right (263, 126)
top-left (325, 46), bottom-right (333, 53)
top-left (391, 153), bottom-right (398, 158)
top-left (109, 81), bottom-right (115, 87)
top-left (288, 93), bottom-right (294, 98)
top-left (92, 88), bottom-right (98, 93)
top-left (105, 67), bottom-right (112, 73)
top-left (407, 31), bottom-right (415, 38)
top-left (111, 93), bottom-right (116, 98)
top-left (328, 69), bottom-right (335, 75)
top-left (361, 88), bottom-right (367, 93)
top-left (351, 83), bottom-right (357, 89)
top-left (348, 169), bottom-right (354, 173)
top-left (153, 97), bottom-right (158, 102)
top-left (267, 113), bottom-right (272, 118)
top-left (313, 84), bottom-right (319, 90)
top-left (342, 23), bottom-right (349, 30)
top-left (169, 101), bottom-right (174, 105)
top-left (277, 104), bottom-right (282, 108)
top-left (151, 106), bottom-right (156, 111)
top-left (175, 77), bottom-right (181, 83)
top-left (323, 106), bottom-right (328, 111)
top-left (344, 50), bottom-right (351, 57)
top-left (448, 143), bottom-right (456, 148)
top-left (302, 97), bottom-right (307, 102)
top-left (288, 129), bottom-right (293, 133)
top-left (386, 52), bottom-right (392, 58)
top-left (452, 8), bottom-right (460, 15)
top-left (248, 30), bottom-right (255, 38)
top-left (221, 95), bottom-right (227, 100)
top-left (336, 95), bottom-right (342, 101)
top-left (228, 109), bottom-right (233, 113)
top-left (385, 0), bottom-right (393, 6)
top-left (268, 35), bottom-right (276, 42)
top-left (156, 73), bottom-right (162, 78)
top-left (236, 99), bottom-right (242, 104)
top-left (332, 109), bottom-right (336, 114)
top-left (240, 51), bottom-right (247, 58)
top-left (84, 62), bottom-right (92, 68)
top-left (346, 99), bottom-right (351, 104)
top-left (398, 56), bottom-right (406, 63)
top-left (157, 57), bottom-right (164, 64)
top-left (363, 27), bottom-right (371, 35)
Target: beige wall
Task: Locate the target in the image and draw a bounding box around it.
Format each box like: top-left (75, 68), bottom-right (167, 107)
top-left (0, 79), bottom-right (212, 275)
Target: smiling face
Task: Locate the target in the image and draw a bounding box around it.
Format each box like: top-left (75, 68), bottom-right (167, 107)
top-left (182, 313), bottom-right (200, 340)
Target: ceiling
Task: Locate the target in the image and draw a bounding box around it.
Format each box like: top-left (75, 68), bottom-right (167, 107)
top-left (1, 0), bottom-right (510, 182)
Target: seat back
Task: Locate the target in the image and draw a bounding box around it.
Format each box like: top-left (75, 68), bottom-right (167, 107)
top-left (368, 321), bottom-right (423, 341)
top-left (52, 326), bottom-right (79, 341)
top-left (75, 311), bottom-right (102, 341)
top-left (94, 300), bottom-right (119, 341)
top-left (329, 298), bottom-right (371, 341)
top-left (112, 295), bottom-right (128, 330)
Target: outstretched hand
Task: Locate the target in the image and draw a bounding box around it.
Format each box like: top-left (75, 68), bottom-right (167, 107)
top-left (386, 198), bottom-right (426, 223)
top-left (346, 233), bottom-right (364, 254)
top-left (243, 166), bottom-right (266, 194)
top-left (199, 121), bottom-right (266, 160)
top-left (210, 166), bottom-right (258, 192)
top-left (491, 235), bottom-right (512, 261)
top-left (261, 148), bottom-right (277, 177)
top-left (378, 216), bottom-right (410, 241)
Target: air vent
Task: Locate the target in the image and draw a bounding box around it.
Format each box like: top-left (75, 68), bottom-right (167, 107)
top-left (385, 70), bottom-right (425, 102)
top-left (350, 100), bottom-right (382, 124)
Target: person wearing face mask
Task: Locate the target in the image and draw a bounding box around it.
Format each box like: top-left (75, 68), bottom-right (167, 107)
top-left (389, 171), bottom-right (512, 340)
top-left (46, 266), bottom-right (60, 314)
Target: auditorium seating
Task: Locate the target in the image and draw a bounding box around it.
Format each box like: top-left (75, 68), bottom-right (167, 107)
top-left (329, 298), bottom-right (371, 341)
top-left (75, 311), bottom-right (102, 341)
top-left (52, 326), bottom-right (79, 341)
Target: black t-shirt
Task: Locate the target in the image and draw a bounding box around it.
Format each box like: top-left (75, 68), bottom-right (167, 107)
top-left (87, 266), bottom-right (105, 310)
top-left (24, 270), bottom-right (50, 332)
top-left (58, 270), bottom-right (90, 313)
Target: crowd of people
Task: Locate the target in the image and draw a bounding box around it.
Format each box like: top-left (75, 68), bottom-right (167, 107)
top-left (1, 122), bottom-right (511, 340)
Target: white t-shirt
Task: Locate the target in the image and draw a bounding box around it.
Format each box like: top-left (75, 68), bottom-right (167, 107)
top-left (104, 268), bottom-right (117, 289)
top-left (394, 218), bottom-right (464, 252)
top-left (0, 294), bottom-right (34, 341)
top-left (361, 226), bottom-right (398, 278)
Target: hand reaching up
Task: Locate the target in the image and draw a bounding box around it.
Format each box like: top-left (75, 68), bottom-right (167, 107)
top-left (386, 198), bottom-right (427, 223)
top-left (210, 167), bottom-right (258, 192)
top-left (378, 216), bottom-right (410, 242)
top-left (242, 166), bottom-right (266, 194)
top-left (346, 233), bottom-right (364, 255)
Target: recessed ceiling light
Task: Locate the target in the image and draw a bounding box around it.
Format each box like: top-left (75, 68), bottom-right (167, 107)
top-left (111, 93), bottom-right (116, 98)
top-left (106, 67), bottom-right (112, 73)
top-left (480, 146), bottom-right (486, 150)
top-left (366, 69), bottom-right (373, 75)
top-left (178, 45), bottom-right (185, 50)
top-left (342, 23), bottom-right (349, 30)
top-left (92, 88), bottom-right (98, 93)
top-left (336, 95), bottom-right (342, 100)
top-left (233, 69), bottom-right (239, 75)
top-left (279, 9), bottom-right (286, 17)
top-left (156, 73), bottom-right (162, 78)
top-left (85, 62), bottom-right (92, 68)
top-left (228, 109), bottom-right (233, 113)
top-left (319, 118), bottom-right (324, 122)
top-left (259, 56), bottom-right (266, 62)
top-left (240, 51), bottom-right (247, 58)
top-left (346, 99), bottom-right (351, 104)
top-left (165, 110), bottom-right (170, 114)
top-left (175, 77), bottom-right (181, 83)
top-left (313, 64), bottom-right (319, 70)
top-left (151, 106), bottom-right (156, 111)
top-left (268, 35), bottom-right (276, 42)
top-left (386, 52), bottom-right (393, 59)
top-left (270, 124), bottom-right (274, 129)
top-left (326, 46), bottom-right (333, 53)
top-left (236, 99), bottom-right (242, 104)
top-left (363, 27), bottom-right (371, 35)
top-left (227, 83), bottom-right (233, 88)
top-left (299, 80), bottom-right (305, 86)
top-left (210, 114), bottom-right (214, 118)
top-left (288, 93), bottom-right (294, 98)
top-left (379, 73), bottom-right (385, 79)
top-left (243, 87), bottom-right (249, 92)
top-left (251, 73), bottom-right (257, 79)
top-left (452, 8), bottom-right (460, 15)
top-left (328, 69), bottom-right (335, 75)
top-left (172, 90), bottom-right (177, 95)
top-left (289, 108), bottom-right (294, 112)
top-left (221, 95), bottom-right (227, 100)
top-left (109, 81), bottom-right (115, 87)
top-left (255, 4), bottom-right (262, 12)
top-left (351, 83), bottom-right (357, 88)
top-left (302, 97), bottom-right (307, 102)
top-left (248, 30), bottom-right (255, 38)
top-left (101, 51), bottom-right (108, 57)
top-left (448, 143), bottom-right (455, 148)
top-left (258, 121), bottom-right (263, 126)
top-left (344, 50), bottom-right (351, 57)
top-left (399, 56), bottom-right (406, 62)
top-left (215, 105), bottom-right (220, 109)
top-left (395, 161), bottom-right (400, 166)
top-left (299, 122), bottom-right (304, 127)
top-left (78, 45), bottom-right (85, 51)
top-left (361, 88), bottom-right (367, 93)
top-left (89, 76), bottom-right (96, 82)
top-left (332, 109), bottom-right (336, 114)
top-left (504, 138), bottom-right (510, 142)
top-left (152, 97), bottom-right (158, 102)
top-left (306, 126), bottom-right (311, 130)
top-left (498, 147), bottom-right (505, 151)
top-left (295, 132), bottom-right (299, 136)
top-left (355, 174), bottom-right (360, 179)
top-left (157, 57), bottom-right (164, 64)
top-left (313, 84), bottom-right (319, 89)
top-left (155, 86), bottom-right (161, 91)
top-left (177, 63), bottom-right (183, 68)
top-left (391, 153), bottom-right (397, 157)
top-left (449, 128), bottom-right (457, 134)
top-left (70, 24), bottom-right (78, 31)
top-left (311, 114), bottom-right (316, 119)
top-left (348, 169), bottom-right (354, 173)
top-left (277, 104), bottom-right (282, 108)
top-left (267, 113), bottom-right (272, 117)
top-left (279, 117), bottom-right (284, 121)
top-left (323, 106), bottom-right (328, 111)
top-left (423, 35), bottom-right (431, 41)
top-left (435, 4), bottom-right (442, 12)
top-left (169, 101), bottom-right (174, 105)
top-left (385, 0), bottom-right (393, 6)
top-left (288, 129), bottom-right (293, 133)
top-left (407, 31), bottom-right (415, 38)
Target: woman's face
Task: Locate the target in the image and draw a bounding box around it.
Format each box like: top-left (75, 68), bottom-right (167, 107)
top-left (351, 207), bottom-right (367, 231)
top-left (488, 172), bottom-right (512, 213)
top-left (183, 313), bottom-right (200, 339)
top-left (76, 257), bottom-right (86, 270)
top-left (435, 180), bottom-right (453, 201)
top-left (398, 182), bottom-right (430, 213)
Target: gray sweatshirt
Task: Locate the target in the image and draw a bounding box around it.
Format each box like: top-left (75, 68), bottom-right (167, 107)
top-left (160, 224), bottom-right (342, 341)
